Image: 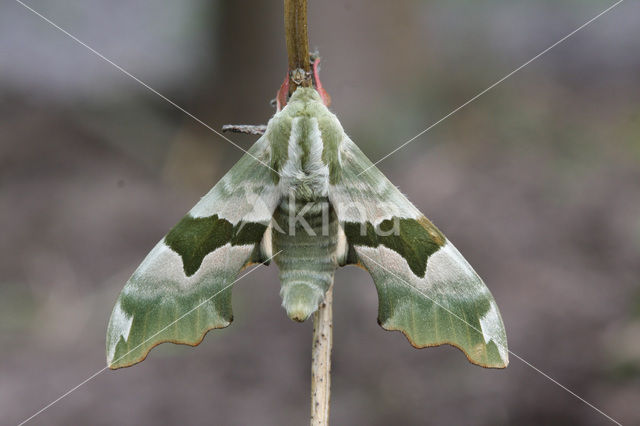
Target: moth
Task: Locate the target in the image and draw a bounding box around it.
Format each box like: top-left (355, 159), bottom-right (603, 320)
top-left (107, 83), bottom-right (508, 370)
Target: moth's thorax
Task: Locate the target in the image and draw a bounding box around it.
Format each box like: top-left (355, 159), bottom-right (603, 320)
top-left (267, 88), bottom-right (343, 201)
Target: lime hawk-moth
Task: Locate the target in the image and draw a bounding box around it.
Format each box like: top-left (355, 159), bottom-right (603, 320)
top-left (107, 73), bottom-right (508, 370)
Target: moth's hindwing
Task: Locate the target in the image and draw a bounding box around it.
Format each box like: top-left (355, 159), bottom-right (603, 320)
top-left (330, 137), bottom-right (508, 368)
top-left (106, 135), bottom-right (278, 369)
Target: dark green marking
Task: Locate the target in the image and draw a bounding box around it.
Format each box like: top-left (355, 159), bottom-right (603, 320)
top-left (165, 214), bottom-right (267, 276)
top-left (298, 117), bottom-right (311, 168)
top-left (343, 217), bottom-right (445, 278)
top-left (318, 116), bottom-right (342, 184)
top-left (231, 221), bottom-right (268, 245)
top-left (267, 116), bottom-right (292, 183)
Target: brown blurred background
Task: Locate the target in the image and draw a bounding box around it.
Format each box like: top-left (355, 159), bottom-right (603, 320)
top-left (1, 0), bottom-right (639, 425)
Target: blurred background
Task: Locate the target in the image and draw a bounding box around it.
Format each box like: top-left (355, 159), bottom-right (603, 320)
top-left (1, 0), bottom-right (639, 424)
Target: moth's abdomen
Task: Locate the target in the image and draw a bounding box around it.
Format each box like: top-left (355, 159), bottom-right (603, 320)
top-left (272, 197), bottom-right (339, 321)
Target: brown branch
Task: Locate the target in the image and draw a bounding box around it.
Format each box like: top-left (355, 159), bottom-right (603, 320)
top-left (283, 2), bottom-right (333, 425)
top-left (311, 286), bottom-right (333, 426)
top-left (284, 0), bottom-right (312, 94)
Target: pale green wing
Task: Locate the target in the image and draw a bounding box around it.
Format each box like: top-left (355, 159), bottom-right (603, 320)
top-left (106, 136), bottom-right (280, 369)
top-left (329, 137), bottom-right (508, 368)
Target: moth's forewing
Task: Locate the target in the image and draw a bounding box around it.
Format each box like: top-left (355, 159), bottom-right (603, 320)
top-left (106, 136), bottom-right (278, 369)
top-left (329, 137), bottom-right (508, 368)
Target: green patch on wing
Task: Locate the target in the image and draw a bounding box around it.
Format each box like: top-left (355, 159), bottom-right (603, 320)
top-left (343, 217), bottom-right (445, 277)
top-left (317, 115), bottom-right (342, 184)
top-left (267, 114), bottom-right (292, 183)
top-left (107, 277), bottom-right (233, 369)
top-left (165, 215), bottom-right (267, 276)
top-left (375, 275), bottom-right (507, 368)
top-left (352, 240), bottom-right (509, 369)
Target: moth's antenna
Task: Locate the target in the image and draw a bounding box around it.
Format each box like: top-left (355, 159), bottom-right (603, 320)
top-left (221, 124), bottom-right (268, 136)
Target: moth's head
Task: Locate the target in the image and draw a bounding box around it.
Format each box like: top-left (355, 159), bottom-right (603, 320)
top-left (275, 55), bottom-right (331, 110)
